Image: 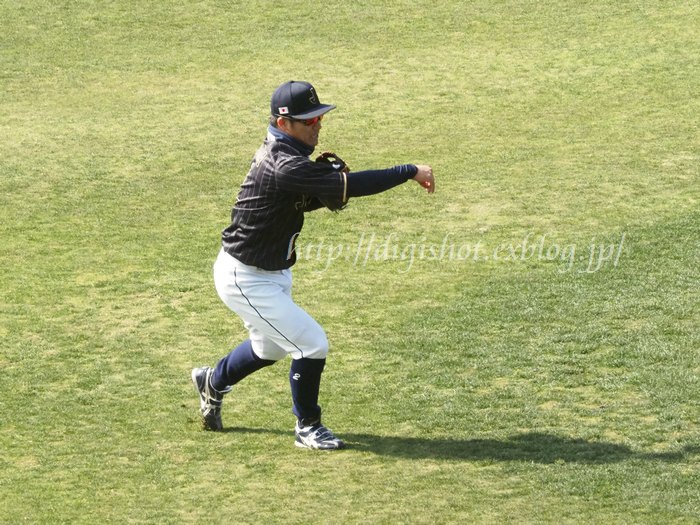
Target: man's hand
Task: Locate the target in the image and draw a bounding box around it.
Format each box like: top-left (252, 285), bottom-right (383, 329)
top-left (413, 165), bottom-right (435, 193)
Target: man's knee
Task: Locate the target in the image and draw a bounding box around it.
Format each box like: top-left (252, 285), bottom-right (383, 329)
top-left (295, 325), bottom-right (328, 359)
top-left (251, 340), bottom-right (287, 361)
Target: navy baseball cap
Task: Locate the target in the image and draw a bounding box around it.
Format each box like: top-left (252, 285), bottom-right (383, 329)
top-left (270, 81), bottom-right (336, 119)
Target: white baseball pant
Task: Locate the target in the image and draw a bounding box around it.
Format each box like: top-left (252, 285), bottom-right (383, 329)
top-left (213, 248), bottom-right (329, 361)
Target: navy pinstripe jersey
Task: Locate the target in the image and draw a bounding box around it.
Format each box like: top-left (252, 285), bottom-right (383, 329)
top-left (222, 131), bottom-right (346, 271)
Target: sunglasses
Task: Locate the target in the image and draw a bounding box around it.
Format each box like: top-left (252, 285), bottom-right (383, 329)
top-left (287, 114), bottom-right (324, 126)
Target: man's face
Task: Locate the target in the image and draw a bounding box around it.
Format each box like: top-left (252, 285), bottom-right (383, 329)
top-left (278, 115), bottom-right (323, 148)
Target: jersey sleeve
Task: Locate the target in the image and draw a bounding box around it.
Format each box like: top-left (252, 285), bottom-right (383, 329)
top-left (275, 156), bottom-right (347, 205)
top-left (345, 164), bottom-right (417, 197)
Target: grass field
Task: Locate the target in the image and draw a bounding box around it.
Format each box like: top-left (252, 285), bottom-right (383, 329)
top-left (1, 1), bottom-right (699, 523)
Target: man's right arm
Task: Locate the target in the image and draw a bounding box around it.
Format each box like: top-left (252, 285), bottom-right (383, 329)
top-left (346, 164), bottom-right (434, 197)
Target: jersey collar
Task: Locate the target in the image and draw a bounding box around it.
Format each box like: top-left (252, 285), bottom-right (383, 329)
top-left (267, 125), bottom-right (315, 157)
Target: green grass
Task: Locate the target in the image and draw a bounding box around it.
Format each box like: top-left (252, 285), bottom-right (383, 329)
top-left (1, 1), bottom-right (699, 523)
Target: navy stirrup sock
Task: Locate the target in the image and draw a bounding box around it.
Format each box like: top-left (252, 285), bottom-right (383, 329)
top-left (212, 340), bottom-right (276, 391)
top-left (290, 357), bottom-right (326, 424)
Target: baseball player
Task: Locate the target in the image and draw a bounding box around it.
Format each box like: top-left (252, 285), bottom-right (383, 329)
top-left (192, 80), bottom-right (435, 450)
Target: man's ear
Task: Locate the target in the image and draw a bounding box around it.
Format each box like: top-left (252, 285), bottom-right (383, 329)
top-left (276, 116), bottom-right (291, 132)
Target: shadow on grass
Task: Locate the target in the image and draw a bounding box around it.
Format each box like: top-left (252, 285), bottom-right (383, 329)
top-left (342, 432), bottom-right (693, 464)
top-left (224, 427), bottom-right (695, 464)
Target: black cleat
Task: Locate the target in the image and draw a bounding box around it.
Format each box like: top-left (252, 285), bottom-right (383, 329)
top-left (191, 367), bottom-right (230, 431)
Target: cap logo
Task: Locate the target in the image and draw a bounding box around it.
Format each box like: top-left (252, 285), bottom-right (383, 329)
top-left (308, 88), bottom-right (318, 105)
top-left (278, 107), bottom-right (289, 115)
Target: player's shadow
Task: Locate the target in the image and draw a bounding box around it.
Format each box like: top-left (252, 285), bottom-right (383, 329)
top-left (342, 432), bottom-right (692, 464)
top-left (224, 427), bottom-right (694, 463)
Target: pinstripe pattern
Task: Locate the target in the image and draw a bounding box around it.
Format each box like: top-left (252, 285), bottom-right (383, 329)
top-left (222, 132), bottom-right (344, 271)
